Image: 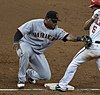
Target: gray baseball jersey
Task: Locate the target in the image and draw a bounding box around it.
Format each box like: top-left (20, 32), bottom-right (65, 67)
top-left (18, 19), bottom-right (68, 54)
top-left (17, 19), bottom-right (69, 82)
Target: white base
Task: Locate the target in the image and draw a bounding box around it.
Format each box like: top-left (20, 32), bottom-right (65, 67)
top-left (44, 83), bottom-right (75, 91)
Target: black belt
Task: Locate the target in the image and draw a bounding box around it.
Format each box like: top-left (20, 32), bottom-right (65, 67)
top-left (95, 41), bottom-right (100, 44)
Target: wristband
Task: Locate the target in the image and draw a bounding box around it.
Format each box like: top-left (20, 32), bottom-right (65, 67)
top-left (76, 36), bottom-right (82, 41)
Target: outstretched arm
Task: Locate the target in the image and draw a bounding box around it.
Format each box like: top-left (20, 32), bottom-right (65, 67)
top-left (62, 34), bottom-right (82, 42)
top-left (62, 34), bottom-right (92, 49)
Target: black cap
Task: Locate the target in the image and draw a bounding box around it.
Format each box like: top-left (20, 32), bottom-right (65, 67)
top-left (46, 10), bottom-right (60, 21)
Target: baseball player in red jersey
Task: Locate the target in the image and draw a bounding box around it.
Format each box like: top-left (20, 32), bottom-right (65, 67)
top-left (55, 0), bottom-right (100, 92)
top-left (13, 10), bottom-right (84, 89)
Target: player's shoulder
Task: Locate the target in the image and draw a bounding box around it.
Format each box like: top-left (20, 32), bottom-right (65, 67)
top-left (30, 18), bottom-right (44, 23)
top-left (55, 26), bottom-right (64, 32)
top-left (25, 18), bottom-right (44, 26)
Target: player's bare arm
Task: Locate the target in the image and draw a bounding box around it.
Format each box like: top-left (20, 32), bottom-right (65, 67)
top-left (84, 8), bottom-right (100, 30)
top-left (64, 34), bottom-right (92, 48)
top-left (65, 34), bottom-right (82, 42)
top-left (84, 18), bottom-right (94, 30)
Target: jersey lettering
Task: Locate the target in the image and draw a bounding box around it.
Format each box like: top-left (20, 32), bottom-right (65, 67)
top-left (32, 32), bottom-right (56, 41)
top-left (92, 25), bottom-right (97, 33)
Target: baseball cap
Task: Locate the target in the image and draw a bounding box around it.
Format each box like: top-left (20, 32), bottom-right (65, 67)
top-left (46, 10), bottom-right (61, 22)
top-left (89, 0), bottom-right (100, 8)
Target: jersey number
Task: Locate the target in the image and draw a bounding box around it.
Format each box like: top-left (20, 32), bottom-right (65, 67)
top-left (92, 25), bottom-right (97, 33)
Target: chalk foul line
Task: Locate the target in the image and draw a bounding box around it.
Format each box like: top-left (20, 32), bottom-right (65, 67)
top-left (76, 88), bottom-right (100, 91)
top-left (0, 88), bottom-right (100, 91)
top-left (0, 88), bottom-right (45, 91)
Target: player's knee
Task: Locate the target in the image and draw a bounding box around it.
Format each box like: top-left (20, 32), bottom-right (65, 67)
top-left (46, 74), bottom-right (51, 80)
top-left (40, 73), bottom-right (51, 80)
top-left (70, 60), bottom-right (81, 67)
top-left (44, 75), bottom-right (51, 80)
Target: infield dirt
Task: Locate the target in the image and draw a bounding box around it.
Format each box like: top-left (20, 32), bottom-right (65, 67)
top-left (0, 0), bottom-right (100, 95)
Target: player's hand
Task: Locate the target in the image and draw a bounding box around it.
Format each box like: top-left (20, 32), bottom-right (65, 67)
top-left (92, 9), bottom-right (100, 19)
top-left (13, 42), bottom-right (20, 50)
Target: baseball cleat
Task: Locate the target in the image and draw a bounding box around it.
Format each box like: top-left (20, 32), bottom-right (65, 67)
top-left (17, 81), bottom-right (25, 89)
top-left (28, 78), bottom-right (36, 84)
top-left (55, 84), bottom-right (66, 92)
top-left (55, 84), bottom-right (75, 92)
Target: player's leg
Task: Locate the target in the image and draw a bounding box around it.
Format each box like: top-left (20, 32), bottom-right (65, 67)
top-left (57, 47), bottom-right (91, 91)
top-left (96, 58), bottom-right (100, 71)
top-left (26, 53), bottom-right (51, 81)
top-left (17, 42), bottom-right (33, 87)
top-left (94, 48), bottom-right (100, 71)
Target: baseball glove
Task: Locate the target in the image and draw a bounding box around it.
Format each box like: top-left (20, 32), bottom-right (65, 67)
top-left (81, 35), bottom-right (92, 49)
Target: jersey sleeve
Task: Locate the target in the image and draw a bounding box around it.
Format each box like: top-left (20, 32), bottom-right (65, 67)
top-left (18, 20), bottom-right (33, 35)
top-left (56, 28), bottom-right (69, 40)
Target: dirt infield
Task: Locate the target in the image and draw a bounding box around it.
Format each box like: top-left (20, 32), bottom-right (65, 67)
top-left (0, 0), bottom-right (100, 95)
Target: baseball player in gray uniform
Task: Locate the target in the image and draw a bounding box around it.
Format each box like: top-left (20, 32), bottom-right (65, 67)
top-left (55, 0), bottom-right (100, 92)
top-left (13, 10), bottom-right (84, 88)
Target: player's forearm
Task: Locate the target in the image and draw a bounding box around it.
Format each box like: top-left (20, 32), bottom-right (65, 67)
top-left (83, 18), bottom-right (94, 30)
top-left (14, 29), bottom-right (23, 43)
top-left (66, 34), bottom-right (82, 42)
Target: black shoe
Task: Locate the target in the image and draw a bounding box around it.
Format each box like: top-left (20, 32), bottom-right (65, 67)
top-left (28, 78), bottom-right (36, 84)
top-left (55, 84), bottom-right (66, 92)
top-left (26, 71), bottom-right (36, 84)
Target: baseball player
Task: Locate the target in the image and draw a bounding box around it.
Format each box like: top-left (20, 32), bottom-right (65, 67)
top-left (13, 10), bottom-right (84, 88)
top-left (55, 0), bottom-right (100, 92)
